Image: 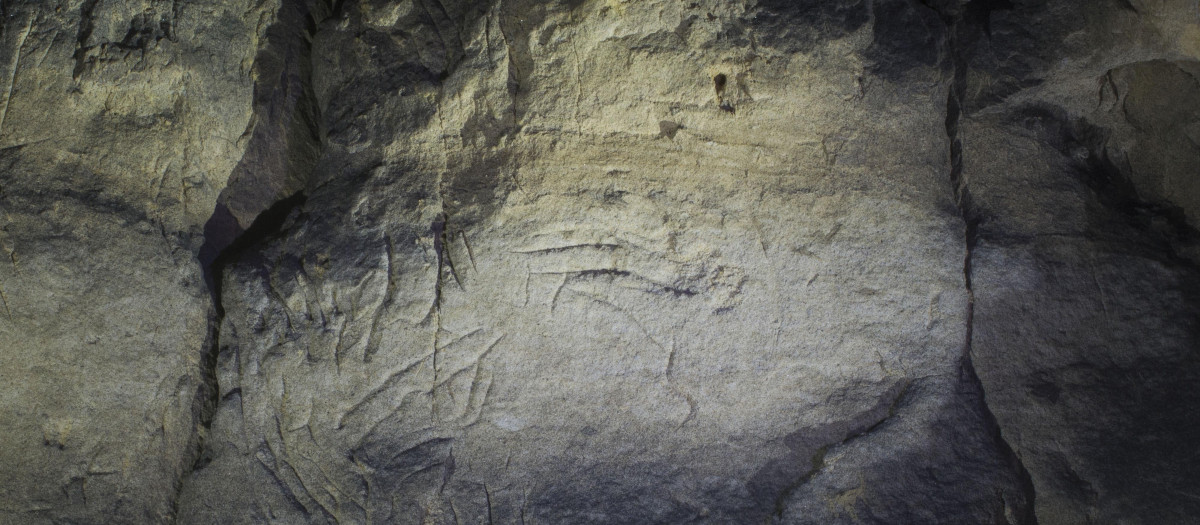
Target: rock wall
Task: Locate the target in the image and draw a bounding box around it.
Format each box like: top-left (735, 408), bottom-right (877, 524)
top-left (0, 0), bottom-right (277, 521)
top-left (0, 1), bottom-right (1196, 523)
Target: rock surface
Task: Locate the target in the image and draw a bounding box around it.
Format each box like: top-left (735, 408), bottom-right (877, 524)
top-left (952, 1), bottom-right (1200, 522)
top-left (0, 0), bottom-right (276, 522)
top-left (0, 1), bottom-right (1195, 524)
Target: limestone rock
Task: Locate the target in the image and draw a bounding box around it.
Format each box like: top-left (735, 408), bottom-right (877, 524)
top-left (0, 1), bottom-right (1196, 524)
top-left (0, 0), bottom-right (276, 521)
top-left (180, 0), bottom-right (1024, 522)
top-left (954, 1), bottom-right (1200, 523)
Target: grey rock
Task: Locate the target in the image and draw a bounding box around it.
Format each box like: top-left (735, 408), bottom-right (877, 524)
top-left (0, 0), bottom-right (275, 522)
top-left (0, 1), bottom-right (1196, 524)
top-left (953, 1), bottom-right (1200, 523)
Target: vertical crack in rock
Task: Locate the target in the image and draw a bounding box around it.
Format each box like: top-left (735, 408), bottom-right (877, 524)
top-left (431, 210), bottom-right (453, 423)
top-left (176, 0), bottom-right (333, 518)
top-left (197, 189), bottom-right (308, 458)
top-left (939, 5), bottom-right (1040, 523)
top-left (72, 0), bottom-right (102, 79)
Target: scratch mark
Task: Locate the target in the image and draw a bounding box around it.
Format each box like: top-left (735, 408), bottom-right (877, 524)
top-left (520, 486), bottom-right (530, 525)
top-left (523, 265), bottom-right (531, 307)
top-left (1090, 260), bottom-right (1111, 324)
top-left (461, 361), bottom-right (495, 427)
top-left (477, 334), bottom-right (505, 363)
top-left (750, 212), bottom-right (784, 355)
top-left (445, 334), bottom-right (506, 410)
top-left (926, 294), bottom-right (938, 330)
top-left (437, 327), bottom-right (485, 351)
top-left (495, 0), bottom-right (523, 127)
top-left (353, 389), bottom-right (431, 450)
top-left (750, 216), bottom-right (769, 256)
top-left (567, 18), bottom-right (585, 132)
top-left (821, 134), bottom-right (848, 166)
top-left (384, 235), bottom-right (398, 302)
top-left (337, 353), bottom-right (433, 430)
top-left (457, 229), bottom-right (477, 272)
top-left (820, 223), bottom-right (843, 243)
top-left (676, 393), bottom-right (698, 430)
top-left (0, 281), bottom-right (12, 321)
top-left (484, 484), bottom-right (495, 525)
top-left (565, 288), bottom-right (669, 359)
top-left (511, 243), bottom-right (620, 254)
top-left (254, 447), bottom-right (314, 518)
top-left (363, 238), bottom-right (400, 364)
top-left (432, 325), bottom-right (441, 423)
top-left (333, 314), bottom-right (349, 374)
top-left (549, 274), bottom-right (568, 313)
top-left (665, 339), bottom-right (677, 376)
top-left (439, 446), bottom-right (455, 496)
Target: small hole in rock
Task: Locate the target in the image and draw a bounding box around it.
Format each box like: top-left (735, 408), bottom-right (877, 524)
top-left (713, 73), bottom-right (727, 96)
top-left (659, 120), bottom-right (682, 139)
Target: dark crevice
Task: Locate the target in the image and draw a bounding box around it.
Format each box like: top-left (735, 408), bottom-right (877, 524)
top-left (938, 6), bottom-right (1040, 524)
top-left (172, 1), bottom-right (335, 521)
top-left (196, 189), bottom-right (308, 452)
top-left (963, 0), bottom-right (1015, 38)
top-left (961, 352), bottom-right (1041, 525)
top-left (72, 0), bottom-right (101, 79)
top-left (770, 446), bottom-right (829, 519)
top-left (172, 189), bottom-right (307, 522)
top-left (430, 209), bottom-right (454, 420)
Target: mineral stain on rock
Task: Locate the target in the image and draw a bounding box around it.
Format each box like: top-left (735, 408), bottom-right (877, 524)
top-left (1, 0), bottom-right (1199, 524)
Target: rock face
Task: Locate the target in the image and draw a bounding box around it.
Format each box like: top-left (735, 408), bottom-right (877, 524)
top-left (0, 0), bottom-right (275, 522)
top-left (0, 1), bottom-right (1196, 524)
top-left (952, 2), bottom-right (1200, 522)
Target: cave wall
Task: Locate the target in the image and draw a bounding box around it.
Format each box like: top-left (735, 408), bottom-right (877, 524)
top-left (0, 1), bottom-right (1196, 523)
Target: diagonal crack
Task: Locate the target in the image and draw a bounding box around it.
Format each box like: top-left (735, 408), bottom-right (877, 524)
top-left (71, 0), bottom-right (101, 79)
top-left (768, 379), bottom-right (911, 520)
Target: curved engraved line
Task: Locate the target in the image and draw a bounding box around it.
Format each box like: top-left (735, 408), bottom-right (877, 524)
top-left (337, 353), bottom-right (433, 430)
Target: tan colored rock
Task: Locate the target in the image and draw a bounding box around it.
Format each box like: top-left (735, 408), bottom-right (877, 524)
top-left (179, 1), bottom-right (1031, 522)
top-left (0, 0), bottom-right (1197, 523)
top-left (0, 0), bottom-right (276, 521)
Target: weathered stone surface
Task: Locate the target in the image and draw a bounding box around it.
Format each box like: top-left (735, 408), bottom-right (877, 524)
top-left (955, 1), bottom-right (1200, 523)
top-left (178, 0), bottom-right (1031, 522)
top-left (0, 0), bottom-right (1196, 524)
top-left (0, 0), bottom-right (276, 521)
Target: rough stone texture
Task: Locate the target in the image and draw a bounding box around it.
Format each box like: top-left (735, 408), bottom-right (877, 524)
top-left (178, 0), bottom-right (1026, 522)
top-left (0, 0), bottom-right (277, 522)
top-left (953, 1), bottom-right (1200, 523)
top-left (0, 1), bottom-right (1196, 524)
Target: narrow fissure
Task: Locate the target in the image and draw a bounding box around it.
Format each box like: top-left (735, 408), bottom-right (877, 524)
top-left (195, 189), bottom-right (308, 464)
top-left (939, 6), bottom-right (1041, 524)
top-left (72, 0), bottom-right (102, 79)
top-left (431, 213), bottom-right (450, 422)
top-left (172, 1), bottom-right (335, 520)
